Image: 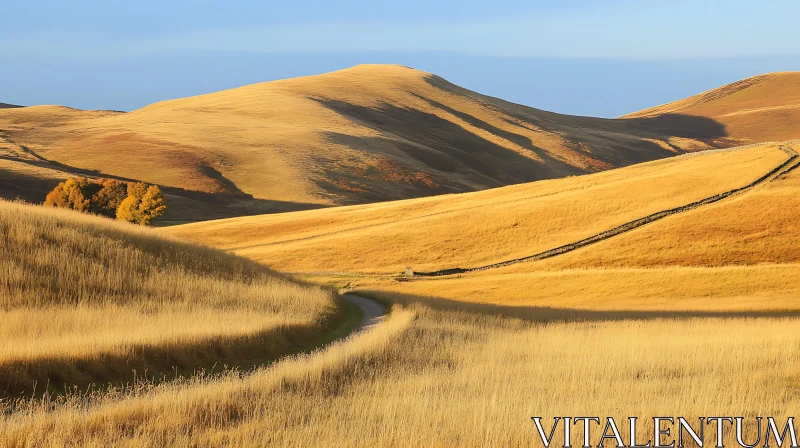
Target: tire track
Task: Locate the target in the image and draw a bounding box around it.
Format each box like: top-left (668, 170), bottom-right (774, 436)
top-left (415, 145), bottom-right (799, 277)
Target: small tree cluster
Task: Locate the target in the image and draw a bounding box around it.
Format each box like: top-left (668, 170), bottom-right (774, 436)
top-left (116, 182), bottom-right (167, 225)
top-left (44, 177), bottom-right (166, 225)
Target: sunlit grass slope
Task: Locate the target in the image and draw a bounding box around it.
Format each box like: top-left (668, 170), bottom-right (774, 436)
top-left (2, 305), bottom-right (797, 447)
top-left (625, 72), bottom-right (800, 143)
top-left (167, 143), bottom-right (789, 274)
top-left (373, 143), bottom-right (800, 311)
top-left (0, 200), bottom-right (336, 396)
top-left (0, 65), bottom-right (763, 218)
top-left (540, 153), bottom-right (800, 270)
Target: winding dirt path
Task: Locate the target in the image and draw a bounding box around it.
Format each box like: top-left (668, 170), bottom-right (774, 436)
top-left (342, 294), bottom-right (386, 332)
top-left (416, 144), bottom-right (800, 277)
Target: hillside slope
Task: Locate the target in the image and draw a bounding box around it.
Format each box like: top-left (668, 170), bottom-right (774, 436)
top-left (624, 72), bottom-right (800, 143)
top-left (166, 143), bottom-right (793, 274)
top-left (0, 200), bottom-right (336, 396)
top-left (0, 65), bottom-right (748, 220)
top-left (384, 146), bottom-right (800, 311)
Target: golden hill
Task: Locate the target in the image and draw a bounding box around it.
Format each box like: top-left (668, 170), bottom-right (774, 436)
top-left (168, 141), bottom-right (800, 312)
top-left (0, 199), bottom-right (336, 396)
top-left (0, 65), bottom-right (764, 222)
top-left (165, 143), bottom-right (791, 272)
top-left (625, 72), bottom-right (800, 143)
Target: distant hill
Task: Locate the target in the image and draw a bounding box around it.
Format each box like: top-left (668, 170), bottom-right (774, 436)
top-left (166, 141), bottom-right (800, 313)
top-left (1, 65), bottom-right (795, 221)
top-left (624, 72), bottom-right (800, 143)
top-left (0, 102), bottom-right (22, 109)
top-left (165, 143), bottom-right (793, 274)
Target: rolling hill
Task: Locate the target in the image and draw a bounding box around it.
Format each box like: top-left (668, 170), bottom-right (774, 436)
top-left (167, 140), bottom-right (800, 311)
top-left (624, 72), bottom-right (800, 143)
top-left (0, 199), bottom-right (337, 396)
top-left (0, 65), bottom-right (775, 222)
top-left (164, 143), bottom-right (793, 273)
top-left (0, 102), bottom-right (21, 109)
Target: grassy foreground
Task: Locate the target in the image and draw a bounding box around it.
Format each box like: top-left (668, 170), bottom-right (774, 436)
top-left (0, 200), bottom-right (337, 397)
top-left (1, 304), bottom-right (796, 447)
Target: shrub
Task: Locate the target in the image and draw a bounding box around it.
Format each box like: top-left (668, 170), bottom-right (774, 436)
top-left (44, 178), bottom-right (101, 212)
top-left (44, 178), bottom-right (166, 225)
top-left (92, 179), bottom-right (128, 218)
top-left (116, 183), bottom-right (167, 225)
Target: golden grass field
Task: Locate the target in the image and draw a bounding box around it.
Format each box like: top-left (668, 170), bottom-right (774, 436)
top-left (166, 142), bottom-right (791, 274)
top-left (1, 305), bottom-right (797, 447)
top-left (366, 142), bottom-right (800, 311)
top-left (0, 200), bottom-right (336, 396)
top-left (4, 67), bottom-right (792, 221)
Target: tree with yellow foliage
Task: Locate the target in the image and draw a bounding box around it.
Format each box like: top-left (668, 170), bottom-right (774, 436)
top-left (44, 178), bottom-right (99, 213)
top-left (92, 179), bottom-right (128, 217)
top-left (116, 182), bottom-right (167, 225)
top-left (44, 178), bottom-right (166, 225)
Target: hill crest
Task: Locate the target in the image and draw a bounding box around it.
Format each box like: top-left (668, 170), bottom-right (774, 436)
top-left (1, 65), bottom-right (797, 222)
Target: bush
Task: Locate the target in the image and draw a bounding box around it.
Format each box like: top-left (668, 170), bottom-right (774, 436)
top-left (44, 178), bottom-right (101, 212)
top-left (92, 179), bottom-right (128, 218)
top-left (116, 182), bottom-right (167, 225)
top-left (44, 178), bottom-right (166, 225)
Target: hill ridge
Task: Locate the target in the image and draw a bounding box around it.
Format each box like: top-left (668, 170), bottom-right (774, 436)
top-left (2, 66), bottom-right (798, 221)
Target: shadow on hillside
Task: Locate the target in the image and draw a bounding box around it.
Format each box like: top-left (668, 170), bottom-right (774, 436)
top-left (624, 113), bottom-right (729, 140)
top-left (363, 290), bottom-right (800, 323)
top-left (311, 94), bottom-right (724, 199)
top-left (0, 167), bottom-right (62, 207)
top-left (422, 73), bottom-right (729, 142)
top-left (410, 92), bottom-right (582, 173)
top-left (315, 98), bottom-right (556, 184)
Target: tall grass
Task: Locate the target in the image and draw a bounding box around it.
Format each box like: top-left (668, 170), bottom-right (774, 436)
top-left (0, 200), bottom-right (336, 396)
top-left (1, 304), bottom-right (796, 447)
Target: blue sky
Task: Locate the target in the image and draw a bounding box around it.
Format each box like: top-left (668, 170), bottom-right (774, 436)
top-left (2, 0), bottom-right (800, 116)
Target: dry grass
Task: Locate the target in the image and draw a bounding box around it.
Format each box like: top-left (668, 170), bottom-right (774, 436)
top-left (376, 144), bottom-right (800, 310)
top-left (0, 200), bottom-right (336, 396)
top-left (378, 264), bottom-right (800, 311)
top-left (0, 65), bottom-right (760, 216)
top-left (626, 72), bottom-right (800, 143)
top-left (0, 144), bottom-right (798, 446)
top-left (1, 305), bottom-right (797, 447)
top-left (167, 143), bottom-right (789, 273)
top-left (538, 156), bottom-right (800, 270)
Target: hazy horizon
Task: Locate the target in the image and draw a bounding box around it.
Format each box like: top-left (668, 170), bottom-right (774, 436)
top-left (3, 0), bottom-right (800, 117)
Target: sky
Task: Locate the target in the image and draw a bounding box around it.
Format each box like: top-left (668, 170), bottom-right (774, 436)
top-left (2, 0), bottom-right (800, 117)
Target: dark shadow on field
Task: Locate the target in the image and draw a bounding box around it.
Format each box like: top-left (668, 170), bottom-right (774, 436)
top-left (623, 113), bottom-right (729, 140)
top-left (359, 290), bottom-right (800, 324)
top-left (0, 166), bottom-right (62, 202)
